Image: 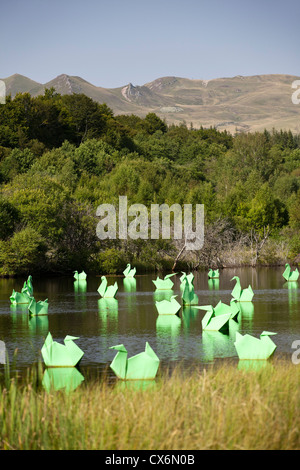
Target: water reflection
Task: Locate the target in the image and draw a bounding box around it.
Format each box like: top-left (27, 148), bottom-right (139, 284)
top-left (156, 315), bottom-right (181, 337)
top-left (123, 278), bottom-right (137, 292)
top-left (74, 280), bottom-right (87, 293)
top-left (208, 279), bottom-right (220, 290)
top-left (237, 360), bottom-right (274, 372)
top-left (182, 306), bottom-right (199, 330)
top-left (153, 290), bottom-right (174, 302)
top-left (202, 330), bottom-right (235, 362)
top-left (28, 314), bottom-right (49, 334)
top-left (284, 281), bottom-right (298, 308)
top-left (42, 367), bottom-right (84, 392)
top-left (114, 379), bottom-right (157, 392)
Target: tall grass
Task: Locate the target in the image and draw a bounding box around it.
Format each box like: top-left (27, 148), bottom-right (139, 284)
top-left (0, 359), bottom-right (300, 450)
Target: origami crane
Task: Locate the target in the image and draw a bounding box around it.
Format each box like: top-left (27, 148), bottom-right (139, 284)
top-left (234, 331), bottom-right (277, 360)
top-left (155, 295), bottom-right (181, 315)
top-left (110, 342), bottom-right (160, 380)
top-left (231, 276), bottom-right (254, 302)
top-left (41, 332), bottom-right (84, 367)
top-left (208, 268), bottom-right (219, 279)
top-left (181, 277), bottom-right (198, 306)
top-left (282, 263), bottom-right (299, 282)
top-left (199, 307), bottom-right (235, 334)
top-left (28, 298), bottom-right (49, 316)
top-left (98, 276), bottom-right (118, 298)
top-left (123, 263), bottom-right (136, 278)
top-left (10, 289), bottom-right (32, 305)
top-left (74, 270), bottom-right (87, 281)
top-left (152, 273), bottom-right (177, 290)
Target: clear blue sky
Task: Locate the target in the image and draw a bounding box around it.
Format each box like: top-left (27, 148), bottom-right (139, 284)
top-left (1, 0), bottom-right (299, 88)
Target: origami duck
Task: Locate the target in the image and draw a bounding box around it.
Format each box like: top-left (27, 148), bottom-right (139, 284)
top-left (123, 263), bottom-right (136, 278)
top-left (181, 277), bottom-right (198, 306)
top-left (208, 268), bottom-right (219, 279)
top-left (234, 331), bottom-right (277, 360)
top-left (152, 273), bottom-right (177, 290)
top-left (196, 299), bottom-right (240, 317)
top-left (41, 332), bottom-right (84, 367)
top-left (179, 272), bottom-right (195, 290)
top-left (74, 270), bottom-right (87, 281)
top-left (199, 307), bottom-right (233, 333)
top-left (28, 298), bottom-right (49, 316)
top-left (10, 289), bottom-right (32, 305)
top-left (155, 295), bottom-right (181, 315)
top-left (110, 342), bottom-right (160, 380)
top-left (98, 276), bottom-right (118, 298)
top-left (231, 276), bottom-right (254, 302)
top-left (282, 263), bottom-right (299, 282)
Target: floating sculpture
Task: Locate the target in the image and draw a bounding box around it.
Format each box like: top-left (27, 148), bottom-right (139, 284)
top-left (196, 300), bottom-right (240, 319)
top-left (110, 342), bottom-right (160, 380)
top-left (98, 276), bottom-right (118, 298)
top-left (155, 295), bottom-right (181, 315)
top-left (282, 263), bottom-right (299, 282)
top-left (208, 269), bottom-right (219, 279)
top-left (10, 275), bottom-right (34, 304)
top-left (28, 298), bottom-right (49, 316)
top-left (180, 272), bottom-right (195, 291)
top-left (74, 270), bottom-right (87, 281)
top-left (231, 276), bottom-right (254, 302)
top-left (41, 332), bottom-right (84, 367)
top-left (234, 331), bottom-right (277, 360)
top-left (10, 289), bottom-right (32, 305)
top-left (181, 277), bottom-right (198, 306)
top-left (199, 307), bottom-right (234, 333)
top-left (152, 273), bottom-right (177, 290)
top-left (123, 263), bottom-right (136, 278)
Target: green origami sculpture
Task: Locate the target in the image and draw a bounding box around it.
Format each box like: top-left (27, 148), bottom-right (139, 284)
top-left (208, 268), bottom-right (219, 279)
top-left (231, 276), bottom-right (254, 302)
top-left (180, 272), bottom-right (195, 290)
top-left (196, 300), bottom-right (240, 319)
top-left (98, 276), bottom-right (118, 298)
top-left (155, 295), bottom-right (181, 315)
top-left (234, 331), bottom-right (277, 360)
top-left (41, 332), bottom-right (84, 367)
top-left (181, 277), bottom-right (198, 306)
top-left (110, 342), bottom-right (160, 380)
top-left (199, 307), bottom-right (235, 333)
top-left (152, 273), bottom-right (177, 290)
top-left (24, 275), bottom-right (34, 296)
top-left (10, 275), bottom-right (34, 304)
top-left (10, 289), bottom-right (32, 305)
top-left (123, 263), bottom-right (136, 278)
top-left (74, 270), bottom-right (87, 280)
top-left (282, 263), bottom-right (299, 282)
top-left (28, 298), bottom-right (49, 316)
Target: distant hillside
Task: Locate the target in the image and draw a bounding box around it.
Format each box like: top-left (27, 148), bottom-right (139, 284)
top-left (2, 73), bottom-right (300, 134)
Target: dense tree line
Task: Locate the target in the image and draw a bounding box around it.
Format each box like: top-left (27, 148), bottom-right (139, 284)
top-left (0, 89), bottom-right (299, 275)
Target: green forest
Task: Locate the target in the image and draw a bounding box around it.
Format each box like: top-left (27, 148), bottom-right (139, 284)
top-left (0, 89), bottom-right (299, 276)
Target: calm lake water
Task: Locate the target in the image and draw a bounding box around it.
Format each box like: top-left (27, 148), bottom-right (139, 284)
top-left (0, 267), bottom-right (299, 384)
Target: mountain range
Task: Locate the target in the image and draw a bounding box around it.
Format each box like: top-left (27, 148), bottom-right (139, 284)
top-left (2, 73), bottom-right (300, 134)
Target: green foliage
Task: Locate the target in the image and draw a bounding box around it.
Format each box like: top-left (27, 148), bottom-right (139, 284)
top-left (0, 90), bottom-right (299, 274)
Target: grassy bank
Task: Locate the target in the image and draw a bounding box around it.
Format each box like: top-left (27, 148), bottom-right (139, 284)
top-left (0, 359), bottom-right (300, 450)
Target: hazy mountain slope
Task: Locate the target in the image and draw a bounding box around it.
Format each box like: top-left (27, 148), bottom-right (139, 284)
top-left (1, 73), bottom-right (300, 133)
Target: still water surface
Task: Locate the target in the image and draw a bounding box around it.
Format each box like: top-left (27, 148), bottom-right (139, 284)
top-left (0, 267), bottom-right (299, 380)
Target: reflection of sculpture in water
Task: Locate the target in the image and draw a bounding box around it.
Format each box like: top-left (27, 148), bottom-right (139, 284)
top-left (42, 367), bottom-right (84, 393)
top-left (201, 330), bottom-right (234, 362)
top-left (284, 281), bottom-right (298, 309)
top-left (74, 280), bottom-right (87, 293)
top-left (208, 279), bottom-right (219, 290)
top-left (123, 277), bottom-right (136, 292)
top-left (98, 298), bottom-right (118, 333)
